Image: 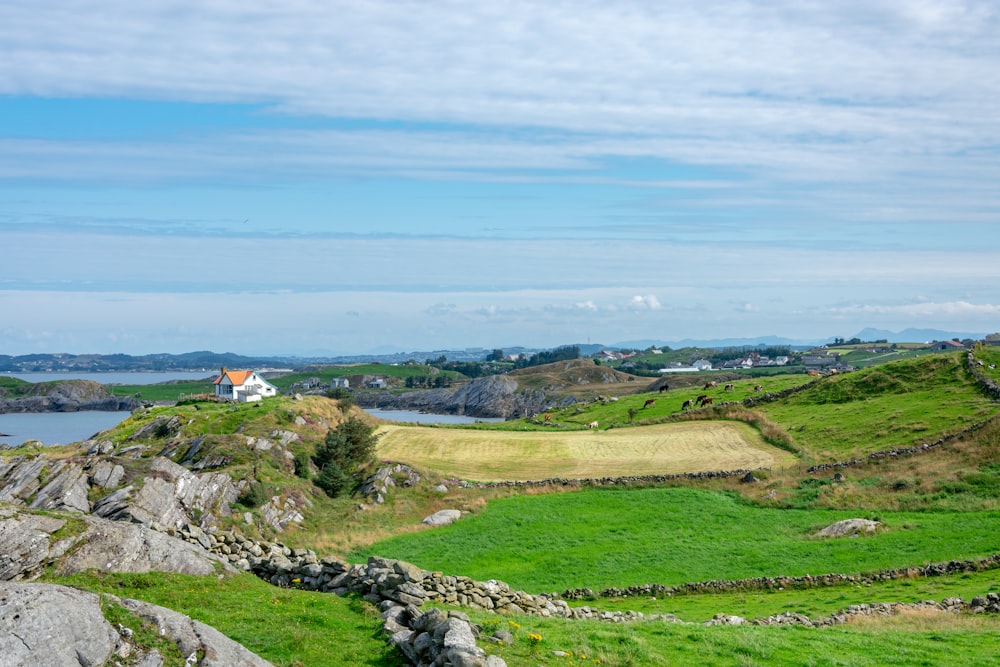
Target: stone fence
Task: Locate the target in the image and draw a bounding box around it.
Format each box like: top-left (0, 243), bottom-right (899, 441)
top-left (154, 520), bottom-right (1000, 667)
top-left (967, 351), bottom-right (1000, 401)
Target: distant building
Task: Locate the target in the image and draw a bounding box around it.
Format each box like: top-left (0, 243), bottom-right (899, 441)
top-left (931, 340), bottom-right (966, 351)
top-left (658, 364), bottom-right (700, 373)
top-left (985, 333), bottom-right (1000, 347)
top-left (330, 377), bottom-right (350, 389)
top-left (368, 377), bottom-right (388, 389)
top-left (213, 368), bottom-right (278, 402)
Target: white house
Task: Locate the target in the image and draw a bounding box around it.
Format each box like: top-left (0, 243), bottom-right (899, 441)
top-left (213, 368), bottom-right (278, 402)
top-left (330, 377), bottom-right (350, 389)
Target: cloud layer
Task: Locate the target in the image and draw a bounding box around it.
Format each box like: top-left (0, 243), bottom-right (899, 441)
top-left (1, 1), bottom-right (998, 353)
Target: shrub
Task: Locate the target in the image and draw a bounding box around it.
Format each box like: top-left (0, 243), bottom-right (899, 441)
top-left (237, 481), bottom-right (271, 508)
top-left (293, 450), bottom-right (312, 480)
top-left (326, 387), bottom-right (355, 412)
top-left (315, 462), bottom-right (352, 498)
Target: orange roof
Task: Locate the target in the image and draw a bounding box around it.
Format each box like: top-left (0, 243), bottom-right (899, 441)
top-left (214, 370), bottom-right (254, 385)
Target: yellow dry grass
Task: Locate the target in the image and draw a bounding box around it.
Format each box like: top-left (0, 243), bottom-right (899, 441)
top-left (376, 421), bottom-right (797, 482)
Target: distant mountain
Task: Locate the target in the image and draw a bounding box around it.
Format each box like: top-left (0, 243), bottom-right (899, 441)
top-left (852, 328), bottom-right (988, 343)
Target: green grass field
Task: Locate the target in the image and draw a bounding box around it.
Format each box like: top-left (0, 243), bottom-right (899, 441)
top-left (758, 354), bottom-right (996, 460)
top-left (350, 487), bottom-right (1000, 593)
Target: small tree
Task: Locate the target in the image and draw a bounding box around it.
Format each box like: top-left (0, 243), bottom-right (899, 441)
top-left (312, 416), bottom-right (380, 497)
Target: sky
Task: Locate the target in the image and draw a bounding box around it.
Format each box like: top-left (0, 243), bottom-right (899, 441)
top-left (2, 1), bottom-right (1000, 356)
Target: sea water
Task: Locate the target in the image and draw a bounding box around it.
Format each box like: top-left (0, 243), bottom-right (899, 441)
top-left (0, 370), bottom-right (211, 446)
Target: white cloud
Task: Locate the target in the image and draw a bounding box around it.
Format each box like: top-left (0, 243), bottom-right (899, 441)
top-left (628, 295), bottom-right (662, 311)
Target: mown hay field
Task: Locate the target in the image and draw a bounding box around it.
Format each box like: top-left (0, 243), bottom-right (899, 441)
top-left (376, 421), bottom-right (797, 481)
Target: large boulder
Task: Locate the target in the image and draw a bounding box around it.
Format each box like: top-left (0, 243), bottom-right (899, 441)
top-left (0, 504), bottom-right (232, 580)
top-left (422, 509), bottom-right (462, 526)
top-left (54, 517), bottom-right (234, 577)
top-left (0, 582), bottom-right (122, 666)
top-left (0, 581), bottom-right (275, 667)
top-left (817, 519), bottom-right (882, 538)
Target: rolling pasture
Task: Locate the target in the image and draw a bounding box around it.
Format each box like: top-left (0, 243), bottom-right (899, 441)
top-left (350, 487), bottom-right (1000, 594)
top-left (376, 421), bottom-right (797, 481)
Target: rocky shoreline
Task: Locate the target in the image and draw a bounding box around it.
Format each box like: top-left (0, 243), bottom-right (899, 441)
top-left (0, 379), bottom-right (140, 414)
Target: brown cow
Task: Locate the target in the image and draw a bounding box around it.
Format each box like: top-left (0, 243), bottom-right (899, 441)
top-left (643, 398), bottom-right (656, 409)
top-left (696, 394), bottom-right (708, 404)
top-left (703, 381), bottom-right (718, 389)
top-left (698, 396), bottom-right (714, 407)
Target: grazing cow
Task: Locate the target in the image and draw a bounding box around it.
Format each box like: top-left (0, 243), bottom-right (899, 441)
top-left (698, 396), bottom-right (714, 407)
top-left (588, 421), bottom-right (599, 429)
top-left (682, 399), bottom-right (694, 410)
top-left (753, 384), bottom-right (764, 393)
top-left (696, 394), bottom-right (708, 405)
top-left (703, 381), bottom-right (718, 390)
top-left (544, 413), bottom-right (551, 423)
top-left (659, 384), bottom-right (670, 393)
top-left (643, 398), bottom-right (656, 409)
top-left (724, 384), bottom-right (735, 392)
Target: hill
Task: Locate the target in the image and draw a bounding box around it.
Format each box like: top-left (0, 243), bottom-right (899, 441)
top-left (3, 349), bottom-right (1000, 666)
top-left (354, 358), bottom-right (649, 418)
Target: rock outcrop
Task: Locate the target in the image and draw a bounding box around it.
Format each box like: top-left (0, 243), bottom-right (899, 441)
top-left (0, 581), bottom-right (275, 667)
top-left (0, 379), bottom-right (140, 414)
top-left (92, 456), bottom-right (241, 529)
top-left (0, 504), bottom-right (233, 581)
top-left (358, 374), bottom-right (569, 419)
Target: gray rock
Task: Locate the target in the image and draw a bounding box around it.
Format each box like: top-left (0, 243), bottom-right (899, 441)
top-left (92, 456), bottom-right (239, 529)
top-left (90, 460), bottom-right (125, 489)
top-left (29, 461), bottom-right (91, 513)
top-left (0, 510), bottom-right (71, 581)
top-left (0, 457), bottom-right (47, 504)
top-left (0, 582), bottom-right (120, 666)
top-left (119, 597), bottom-right (275, 666)
top-left (55, 516), bottom-right (234, 576)
top-left (422, 509), bottom-right (462, 526)
top-left (0, 581), bottom-right (276, 667)
top-left (817, 519), bottom-right (881, 537)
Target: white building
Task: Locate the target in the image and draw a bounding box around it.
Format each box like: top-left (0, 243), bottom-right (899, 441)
top-left (213, 368), bottom-right (278, 402)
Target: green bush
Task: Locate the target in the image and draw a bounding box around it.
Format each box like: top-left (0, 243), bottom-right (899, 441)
top-left (237, 481), bottom-right (271, 508)
top-left (315, 462), bottom-right (352, 498)
top-left (293, 450), bottom-right (312, 480)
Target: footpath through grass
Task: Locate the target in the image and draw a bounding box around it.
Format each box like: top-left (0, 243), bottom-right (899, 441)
top-left (351, 487), bottom-right (1000, 593)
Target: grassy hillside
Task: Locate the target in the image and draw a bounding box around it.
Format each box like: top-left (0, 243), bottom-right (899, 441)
top-left (16, 350), bottom-right (1000, 666)
top-left (758, 354), bottom-right (995, 461)
top-left (349, 487), bottom-right (1000, 593)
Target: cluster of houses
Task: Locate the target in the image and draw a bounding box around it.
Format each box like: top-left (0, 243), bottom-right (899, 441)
top-left (213, 367), bottom-right (389, 403)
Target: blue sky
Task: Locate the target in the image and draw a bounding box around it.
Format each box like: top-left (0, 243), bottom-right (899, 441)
top-left (2, 1), bottom-right (999, 355)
